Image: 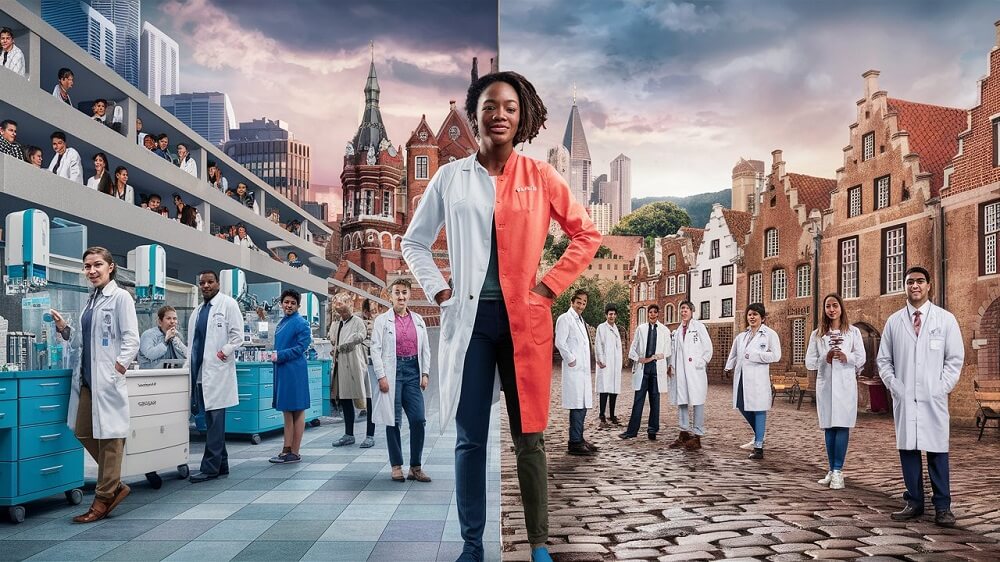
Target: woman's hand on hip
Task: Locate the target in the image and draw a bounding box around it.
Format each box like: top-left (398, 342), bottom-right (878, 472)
top-left (530, 283), bottom-right (555, 300)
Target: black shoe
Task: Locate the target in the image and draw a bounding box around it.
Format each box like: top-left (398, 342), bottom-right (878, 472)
top-left (748, 447), bottom-right (764, 460)
top-left (599, 416), bottom-right (607, 424)
top-left (891, 504), bottom-right (925, 521)
top-left (935, 510), bottom-right (956, 527)
top-left (609, 416), bottom-right (622, 426)
top-left (568, 442), bottom-right (595, 456)
top-left (618, 431), bottom-right (637, 440)
top-left (189, 472), bottom-right (219, 483)
top-left (583, 440), bottom-right (599, 452)
top-left (647, 433), bottom-right (657, 441)
top-left (219, 467), bottom-right (229, 476)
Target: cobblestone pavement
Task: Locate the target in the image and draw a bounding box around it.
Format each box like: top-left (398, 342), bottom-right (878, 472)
top-left (500, 366), bottom-right (1000, 561)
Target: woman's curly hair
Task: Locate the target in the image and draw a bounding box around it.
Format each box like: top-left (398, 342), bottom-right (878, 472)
top-left (465, 71), bottom-right (547, 146)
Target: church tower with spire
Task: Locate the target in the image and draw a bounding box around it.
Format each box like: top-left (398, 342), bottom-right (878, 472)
top-left (562, 86), bottom-right (592, 206)
top-left (339, 43), bottom-right (405, 280)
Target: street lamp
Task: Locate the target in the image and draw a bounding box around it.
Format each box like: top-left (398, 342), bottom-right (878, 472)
top-left (809, 209), bottom-right (823, 331)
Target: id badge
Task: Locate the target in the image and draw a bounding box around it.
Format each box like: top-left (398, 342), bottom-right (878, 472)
top-left (101, 311), bottom-right (114, 346)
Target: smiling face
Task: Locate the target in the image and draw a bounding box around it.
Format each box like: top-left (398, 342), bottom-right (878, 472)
top-left (281, 296), bottom-right (299, 316)
top-left (477, 81), bottom-right (520, 150)
top-left (746, 309), bottom-right (762, 329)
top-left (571, 293), bottom-right (588, 316)
top-left (83, 252), bottom-right (113, 288)
top-left (143, 136), bottom-right (155, 150)
top-left (606, 310), bottom-right (617, 324)
top-left (390, 284), bottom-right (410, 311)
top-left (0, 31), bottom-right (12, 52)
top-left (92, 101), bottom-right (106, 117)
top-left (824, 296), bottom-right (842, 322)
top-left (93, 154), bottom-right (106, 175)
top-left (905, 270), bottom-right (930, 307)
top-left (115, 168), bottom-right (128, 186)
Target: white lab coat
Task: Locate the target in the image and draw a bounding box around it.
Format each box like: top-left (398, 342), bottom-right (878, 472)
top-left (179, 157), bottom-right (198, 178)
top-left (51, 84), bottom-right (72, 106)
top-left (725, 325), bottom-right (781, 412)
top-left (65, 281), bottom-right (140, 439)
top-left (2, 45), bottom-right (25, 77)
top-left (555, 309), bottom-right (593, 409)
top-left (877, 302), bottom-right (964, 453)
top-left (183, 293), bottom-right (244, 411)
top-left (805, 325), bottom-right (865, 429)
top-left (668, 319), bottom-right (713, 406)
top-left (627, 322), bottom-right (671, 392)
top-left (234, 234), bottom-right (256, 250)
top-left (370, 310), bottom-right (432, 426)
top-left (47, 147), bottom-right (83, 183)
top-left (594, 322), bottom-right (623, 394)
top-left (110, 184), bottom-right (135, 206)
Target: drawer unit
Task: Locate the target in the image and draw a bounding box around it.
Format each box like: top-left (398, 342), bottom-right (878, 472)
top-left (122, 368), bottom-right (191, 489)
top-left (18, 422), bottom-right (78, 459)
top-left (221, 362), bottom-right (325, 444)
top-left (0, 370), bottom-right (85, 522)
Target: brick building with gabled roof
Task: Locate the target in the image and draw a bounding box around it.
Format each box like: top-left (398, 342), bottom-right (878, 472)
top-left (818, 70), bottom-right (966, 386)
top-left (628, 228), bottom-right (703, 335)
top-left (736, 149), bottom-right (836, 380)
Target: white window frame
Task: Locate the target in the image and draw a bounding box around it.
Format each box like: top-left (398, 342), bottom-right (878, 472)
top-left (884, 226), bottom-right (905, 294)
top-left (665, 304), bottom-right (675, 324)
top-left (668, 276), bottom-right (676, 296)
top-left (415, 156), bottom-right (429, 180)
top-left (678, 274), bottom-right (687, 294)
top-left (765, 228), bottom-right (779, 258)
top-left (875, 175), bottom-right (890, 210)
top-left (841, 238), bottom-right (859, 299)
top-left (862, 131), bottom-right (875, 161)
top-left (848, 186), bottom-right (862, 218)
top-left (796, 264), bottom-right (811, 298)
top-left (749, 272), bottom-right (762, 304)
top-left (986, 201), bottom-right (1000, 275)
top-left (668, 254), bottom-right (677, 271)
top-left (792, 318), bottom-right (806, 365)
top-left (771, 268), bottom-right (787, 301)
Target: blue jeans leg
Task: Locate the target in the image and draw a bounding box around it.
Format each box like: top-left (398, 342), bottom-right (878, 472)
top-left (824, 428), bottom-right (836, 470)
top-left (569, 408), bottom-right (586, 444)
top-left (678, 404), bottom-right (690, 432)
top-left (752, 412), bottom-right (766, 447)
top-left (398, 358), bottom-right (426, 467)
top-left (832, 428), bottom-right (849, 471)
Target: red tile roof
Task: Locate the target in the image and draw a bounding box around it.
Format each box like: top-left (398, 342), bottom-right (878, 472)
top-left (886, 98), bottom-right (966, 197)
top-left (600, 235), bottom-right (643, 260)
top-left (787, 173), bottom-right (836, 213)
top-left (679, 226), bottom-right (705, 251)
top-left (721, 209), bottom-right (752, 243)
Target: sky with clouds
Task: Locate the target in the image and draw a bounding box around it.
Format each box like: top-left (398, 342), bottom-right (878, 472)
top-left (144, 0), bottom-right (497, 201)
top-left (502, 0), bottom-right (1000, 199)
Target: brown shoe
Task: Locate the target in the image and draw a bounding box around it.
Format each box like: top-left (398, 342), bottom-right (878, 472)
top-left (105, 483), bottom-right (131, 516)
top-left (72, 499), bottom-right (110, 523)
top-left (668, 431), bottom-right (692, 449)
top-left (684, 435), bottom-right (702, 450)
top-left (391, 465), bottom-right (405, 482)
top-left (407, 466), bottom-right (432, 482)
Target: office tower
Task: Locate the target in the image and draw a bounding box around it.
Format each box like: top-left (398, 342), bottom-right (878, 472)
top-left (161, 91), bottom-right (237, 147)
top-left (139, 21), bottom-right (178, 105)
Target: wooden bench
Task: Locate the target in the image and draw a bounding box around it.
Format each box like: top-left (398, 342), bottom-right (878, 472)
top-left (771, 374), bottom-right (799, 405)
top-left (975, 380), bottom-right (1000, 441)
top-left (796, 373), bottom-right (817, 410)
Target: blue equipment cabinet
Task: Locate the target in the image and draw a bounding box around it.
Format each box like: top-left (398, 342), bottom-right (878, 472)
top-left (0, 369), bottom-right (84, 523)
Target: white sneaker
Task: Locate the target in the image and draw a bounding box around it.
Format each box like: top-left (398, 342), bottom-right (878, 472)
top-left (817, 471), bottom-right (833, 485)
top-left (739, 439), bottom-right (755, 450)
top-left (830, 471), bottom-right (845, 489)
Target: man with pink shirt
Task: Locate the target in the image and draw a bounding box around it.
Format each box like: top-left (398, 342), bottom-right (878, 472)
top-left (370, 278), bottom-right (433, 483)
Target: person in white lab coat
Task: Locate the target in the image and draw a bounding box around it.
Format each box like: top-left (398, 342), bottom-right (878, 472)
top-left (184, 270), bottom-right (245, 482)
top-left (724, 303), bottom-right (781, 460)
top-left (109, 166), bottom-right (136, 206)
top-left (371, 279), bottom-right (433, 482)
top-left (805, 293), bottom-right (865, 490)
top-left (51, 247), bottom-right (139, 523)
top-left (594, 304), bottom-right (623, 428)
top-left (233, 224), bottom-right (256, 250)
top-left (667, 300), bottom-right (713, 451)
top-left (1, 27), bottom-right (26, 77)
top-left (620, 304), bottom-right (671, 440)
top-left (52, 67), bottom-right (73, 106)
top-left (877, 266), bottom-right (964, 527)
top-left (47, 131), bottom-right (83, 183)
top-left (555, 290), bottom-right (596, 456)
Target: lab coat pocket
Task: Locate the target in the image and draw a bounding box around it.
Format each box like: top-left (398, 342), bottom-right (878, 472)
top-left (527, 292), bottom-right (553, 345)
top-left (439, 297), bottom-right (458, 340)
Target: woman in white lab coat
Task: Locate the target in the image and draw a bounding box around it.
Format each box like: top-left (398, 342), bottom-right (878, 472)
top-left (805, 293), bottom-right (865, 490)
top-left (667, 300), bottom-right (713, 450)
top-left (555, 290), bottom-right (594, 454)
top-left (724, 302), bottom-right (781, 460)
top-left (594, 304), bottom-right (623, 427)
top-left (51, 247), bottom-right (139, 523)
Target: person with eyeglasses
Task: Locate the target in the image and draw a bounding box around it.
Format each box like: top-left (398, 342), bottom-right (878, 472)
top-left (877, 266), bottom-right (964, 527)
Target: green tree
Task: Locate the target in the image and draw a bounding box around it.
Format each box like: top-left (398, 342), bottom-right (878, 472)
top-left (611, 201), bottom-right (691, 244)
top-left (545, 238), bottom-right (612, 263)
top-left (550, 276), bottom-right (631, 337)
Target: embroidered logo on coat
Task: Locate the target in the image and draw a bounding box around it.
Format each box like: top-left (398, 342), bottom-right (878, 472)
top-left (515, 185), bottom-right (538, 192)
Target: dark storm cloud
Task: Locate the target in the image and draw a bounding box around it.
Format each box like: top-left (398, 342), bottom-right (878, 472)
top-left (204, 0), bottom-right (497, 52)
top-left (385, 58), bottom-right (473, 94)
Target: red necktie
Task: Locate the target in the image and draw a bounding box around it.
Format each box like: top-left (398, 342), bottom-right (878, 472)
top-left (913, 311), bottom-right (922, 337)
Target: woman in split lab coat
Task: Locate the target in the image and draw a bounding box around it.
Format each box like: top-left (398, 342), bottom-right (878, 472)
top-left (724, 302), bottom-right (781, 460)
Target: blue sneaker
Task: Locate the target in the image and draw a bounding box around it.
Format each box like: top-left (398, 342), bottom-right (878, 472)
top-left (531, 546), bottom-right (552, 562)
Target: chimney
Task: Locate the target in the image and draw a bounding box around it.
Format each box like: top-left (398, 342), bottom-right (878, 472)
top-left (449, 100), bottom-right (457, 110)
top-left (862, 69), bottom-right (880, 99)
top-left (771, 149), bottom-right (782, 166)
top-left (771, 149), bottom-right (785, 180)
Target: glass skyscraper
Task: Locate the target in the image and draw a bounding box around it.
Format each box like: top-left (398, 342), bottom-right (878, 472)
top-left (90, 0), bottom-right (140, 88)
top-left (225, 118), bottom-right (312, 205)
top-left (160, 92), bottom-right (237, 148)
top-left (42, 0), bottom-right (117, 70)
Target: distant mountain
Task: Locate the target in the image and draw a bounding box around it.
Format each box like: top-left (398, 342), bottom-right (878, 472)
top-left (632, 189), bottom-right (731, 230)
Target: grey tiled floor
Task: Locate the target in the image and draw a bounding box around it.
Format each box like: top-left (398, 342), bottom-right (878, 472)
top-left (0, 405), bottom-right (502, 562)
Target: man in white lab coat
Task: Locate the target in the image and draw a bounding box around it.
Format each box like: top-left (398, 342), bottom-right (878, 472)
top-left (877, 266), bottom-right (964, 527)
top-left (594, 304), bottom-right (623, 427)
top-left (1, 27), bottom-right (25, 77)
top-left (185, 270), bottom-right (244, 482)
top-left (47, 131), bottom-right (83, 183)
top-left (620, 304), bottom-right (671, 440)
top-left (555, 290), bottom-right (595, 456)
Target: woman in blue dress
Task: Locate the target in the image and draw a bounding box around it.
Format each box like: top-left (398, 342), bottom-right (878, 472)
top-left (270, 289), bottom-right (312, 463)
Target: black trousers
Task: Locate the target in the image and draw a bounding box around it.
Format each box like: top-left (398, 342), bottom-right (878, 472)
top-left (196, 383), bottom-right (228, 475)
top-left (624, 373), bottom-right (660, 436)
